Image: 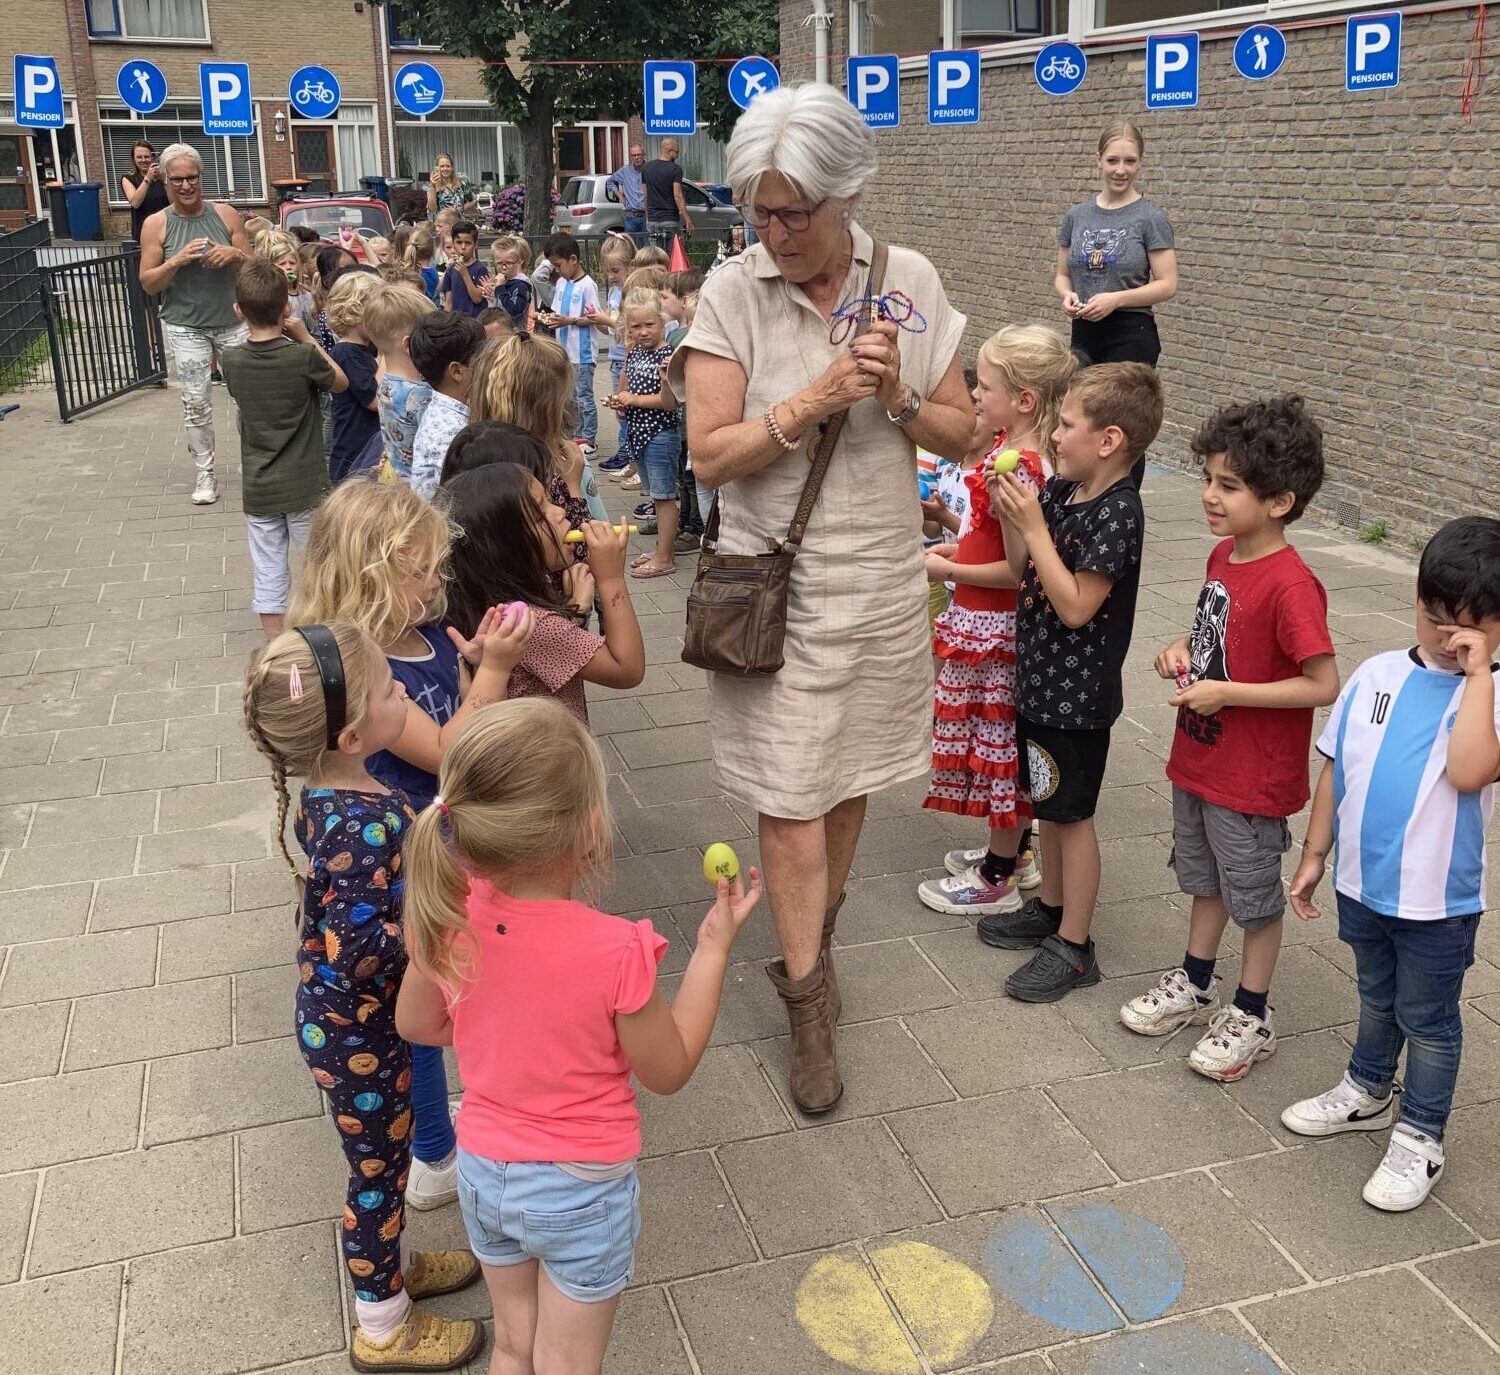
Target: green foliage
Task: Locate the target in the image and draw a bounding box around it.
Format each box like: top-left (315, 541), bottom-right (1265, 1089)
top-left (1359, 520), bottom-right (1388, 545)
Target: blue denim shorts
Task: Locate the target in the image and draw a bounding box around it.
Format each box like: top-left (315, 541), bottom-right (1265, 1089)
top-left (639, 429), bottom-right (682, 502)
top-left (455, 1150), bottom-right (640, 1303)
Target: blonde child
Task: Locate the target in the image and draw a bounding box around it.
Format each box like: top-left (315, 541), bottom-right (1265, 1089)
top-left (441, 466), bottom-right (646, 719)
top-left (433, 206), bottom-right (460, 267)
top-left (323, 271), bottom-right (382, 482)
top-left (403, 223), bottom-right (440, 302)
top-left (363, 281), bottom-right (436, 486)
top-left (391, 221), bottom-right (414, 266)
top-left (288, 481), bottom-right (535, 1214)
top-left (397, 699), bottom-right (761, 1375)
top-left (468, 332), bottom-right (608, 529)
top-left (593, 236), bottom-right (636, 475)
top-left (366, 234), bottom-right (394, 269)
top-left (630, 244), bottom-right (669, 269)
top-left (605, 289), bottom-right (678, 578)
top-left (243, 623), bottom-right (488, 1369)
top-left (917, 324), bottom-right (1077, 920)
top-left (253, 229), bottom-right (314, 331)
top-left (489, 233), bottom-right (533, 332)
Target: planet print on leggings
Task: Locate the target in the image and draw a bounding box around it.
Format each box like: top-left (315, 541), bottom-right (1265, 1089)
top-left (354, 1090), bottom-right (384, 1112)
top-left (300, 1023), bottom-right (327, 1050)
top-left (794, 1206), bottom-right (1276, 1371)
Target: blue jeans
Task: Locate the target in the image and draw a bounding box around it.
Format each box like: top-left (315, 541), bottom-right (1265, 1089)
top-left (623, 213), bottom-right (646, 238)
top-left (1339, 892), bottom-right (1478, 1138)
top-left (409, 1042), bottom-right (456, 1164)
top-left (573, 360), bottom-right (597, 445)
top-left (639, 429), bottom-right (683, 501)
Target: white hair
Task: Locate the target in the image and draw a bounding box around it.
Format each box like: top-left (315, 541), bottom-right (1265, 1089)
top-left (725, 83), bottom-right (877, 207)
top-left (158, 142), bottom-right (203, 173)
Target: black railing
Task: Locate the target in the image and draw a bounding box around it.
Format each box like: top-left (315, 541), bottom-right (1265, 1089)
top-left (0, 221), bottom-right (52, 395)
top-left (521, 233), bottom-right (722, 283)
top-left (41, 244), bottom-right (166, 422)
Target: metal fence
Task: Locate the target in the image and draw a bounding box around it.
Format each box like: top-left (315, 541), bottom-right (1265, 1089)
top-left (0, 221), bottom-right (53, 396)
top-left (41, 244), bottom-right (167, 421)
top-left (521, 233), bottom-right (722, 282)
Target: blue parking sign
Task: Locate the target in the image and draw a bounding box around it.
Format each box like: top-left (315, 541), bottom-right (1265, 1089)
top-left (846, 55), bottom-right (899, 128)
top-left (13, 55), bottom-right (64, 130)
top-left (1145, 33), bottom-right (1199, 110)
top-left (289, 65), bottom-right (340, 120)
top-left (200, 62), bottom-right (253, 136)
top-left (728, 56), bottom-right (779, 111)
top-left (644, 60), bottom-right (696, 136)
top-left (1034, 43), bottom-right (1087, 97)
top-left (117, 59), bottom-right (167, 115)
top-left (1233, 25), bottom-right (1286, 80)
top-left (928, 50), bottom-right (979, 126)
top-left (1346, 12), bottom-right (1401, 91)
top-left (393, 61), bottom-right (444, 117)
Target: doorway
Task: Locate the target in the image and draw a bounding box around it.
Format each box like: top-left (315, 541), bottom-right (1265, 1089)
top-left (554, 127), bottom-right (587, 191)
top-left (293, 126), bottom-right (335, 196)
top-left (0, 133), bottom-right (37, 230)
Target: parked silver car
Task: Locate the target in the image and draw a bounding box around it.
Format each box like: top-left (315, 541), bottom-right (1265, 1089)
top-left (551, 175), bottom-right (740, 244)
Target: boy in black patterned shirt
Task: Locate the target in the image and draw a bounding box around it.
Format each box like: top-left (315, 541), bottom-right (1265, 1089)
top-left (989, 363), bottom-right (1164, 1001)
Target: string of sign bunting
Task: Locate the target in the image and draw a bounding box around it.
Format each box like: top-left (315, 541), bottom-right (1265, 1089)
top-left (12, 13), bottom-right (1402, 135)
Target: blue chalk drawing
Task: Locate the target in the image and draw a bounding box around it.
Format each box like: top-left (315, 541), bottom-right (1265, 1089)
top-left (982, 1214), bottom-right (1122, 1334)
top-left (1049, 1203), bottom-right (1185, 1321)
top-left (1086, 1324), bottom-right (1281, 1375)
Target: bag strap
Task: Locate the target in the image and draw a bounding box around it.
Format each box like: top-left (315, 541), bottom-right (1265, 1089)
top-left (702, 239), bottom-right (889, 555)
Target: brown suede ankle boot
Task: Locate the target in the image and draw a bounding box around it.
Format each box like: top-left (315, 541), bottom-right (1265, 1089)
top-left (822, 893), bottom-right (846, 1024)
top-left (766, 957), bottom-right (843, 1113)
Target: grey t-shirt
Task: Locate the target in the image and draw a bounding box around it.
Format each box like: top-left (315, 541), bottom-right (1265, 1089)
top-left (1058, 197), bottom-right (1174, 314)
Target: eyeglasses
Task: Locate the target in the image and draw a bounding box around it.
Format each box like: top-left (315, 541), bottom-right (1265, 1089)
top-left (733, 199), bottom-right (826, 232)
top-left (167, 174), bottom-right (200, 186)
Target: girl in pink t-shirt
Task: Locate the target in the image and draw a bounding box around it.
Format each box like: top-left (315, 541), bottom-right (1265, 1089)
top-left (396, 698), bottom-right (761, 1374)
top-left (439, 461), bottom-right (646, 723)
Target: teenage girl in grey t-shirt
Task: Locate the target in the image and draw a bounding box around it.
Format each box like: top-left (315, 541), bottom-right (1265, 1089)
top-left (1055, 119), bottom-right (1178, 370)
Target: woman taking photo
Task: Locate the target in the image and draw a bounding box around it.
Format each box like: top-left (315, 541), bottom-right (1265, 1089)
top-left (121, 139), bottom-right (170, 244)
top-left (425, 153), bottom-right (470, 219)
top-left (676, 83), bottom-right (972, 1115)
top-left (1056, 119), bottom-right (1177, 478)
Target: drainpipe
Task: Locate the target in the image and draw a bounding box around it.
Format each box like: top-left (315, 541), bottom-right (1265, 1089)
top-left (809, 0), bottom-right (833, 84)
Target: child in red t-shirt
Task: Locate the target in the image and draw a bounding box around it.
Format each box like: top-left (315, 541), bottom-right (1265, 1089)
top-left (1120, 395), bottom-right (1339, 1082)
top-left (396, 698), bottom-right (762, 1375)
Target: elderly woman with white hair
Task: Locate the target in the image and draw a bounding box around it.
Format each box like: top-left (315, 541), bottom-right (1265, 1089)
top-left (673, 83), bottom-right (973, 1113)
top-left (138, 142), bottom-right (252, 506)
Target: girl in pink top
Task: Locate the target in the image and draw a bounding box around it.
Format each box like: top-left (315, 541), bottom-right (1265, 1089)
top-left (396, 697), bottom-right (761, 1375)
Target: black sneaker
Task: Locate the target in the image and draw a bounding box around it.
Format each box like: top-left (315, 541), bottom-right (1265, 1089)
top-left (673, 530), bottom-right (702, 554)
top-left (632, 500), bottom-right (654, 519)
top-left (1005, 935), bottom-right (1102, 1003)
top-left (977, 897), bottom-right (1061, 949)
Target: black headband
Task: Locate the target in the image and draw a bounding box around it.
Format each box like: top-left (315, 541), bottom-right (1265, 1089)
top-left (294, 625), bottom-right (347, 752)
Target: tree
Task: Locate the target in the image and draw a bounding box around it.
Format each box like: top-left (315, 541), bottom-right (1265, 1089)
top-left (382, 0), bottom-right (776, 234)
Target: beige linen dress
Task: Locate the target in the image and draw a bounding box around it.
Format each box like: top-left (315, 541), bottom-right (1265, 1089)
top-left (671, 222), bottom-right (966, 821)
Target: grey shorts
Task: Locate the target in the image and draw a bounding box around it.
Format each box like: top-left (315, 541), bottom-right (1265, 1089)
top-left (1169, 786), bottom-right (1290, 930)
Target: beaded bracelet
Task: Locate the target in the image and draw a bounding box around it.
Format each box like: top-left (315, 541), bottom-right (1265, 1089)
top-left (764, 404), bottom-right (798, 452)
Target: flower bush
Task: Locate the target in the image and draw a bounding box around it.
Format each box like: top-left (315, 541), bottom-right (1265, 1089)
top-left (489, 182), bottom-right (560, 233)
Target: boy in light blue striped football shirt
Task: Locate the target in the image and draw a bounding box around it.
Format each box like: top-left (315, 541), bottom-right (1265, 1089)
top-left (1282, 516), bottom-right (1500, 1213)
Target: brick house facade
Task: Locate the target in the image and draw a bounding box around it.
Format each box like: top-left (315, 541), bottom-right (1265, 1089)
top-left (779, 0), bottom-right (1498, 543)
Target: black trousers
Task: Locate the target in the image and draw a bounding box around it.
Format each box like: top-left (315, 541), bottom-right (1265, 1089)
top-left (1070, 312), bottom-right (1162, 490)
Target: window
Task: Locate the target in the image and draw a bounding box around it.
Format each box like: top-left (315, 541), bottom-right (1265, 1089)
top-left (99, 102), bottom-right (265, 202)
top-left (1091, 0), bottom-right (1249, 29)
top-left (958, 0), bottom-right (1048, 40)
top-left (644, 134), bottom-right (728, 184)
top-left (87, 0), bottom-right (208, 41)
top-left (333, 105), bottom-right (379, 192)
top-left (395, 109), bottom-right (507, 188)
top-left (387, 2), bottom-right (439, 48)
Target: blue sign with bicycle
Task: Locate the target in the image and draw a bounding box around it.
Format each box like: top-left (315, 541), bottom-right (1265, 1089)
top-left (394, 61), bottom-right (443, 117)
top-left (1233, 25), bottom-right (1286, 80)
top-left (117, 58), bottom-right (167, 114)
top-left (1034, 43), bottom-right (1087, 96)
top-left (289, 65), bottom-right (340, 120)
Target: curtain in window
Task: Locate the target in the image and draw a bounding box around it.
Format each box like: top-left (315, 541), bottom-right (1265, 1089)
top-left (396, 123), bottom-right (504, 187)
top-left (645, 134), bottom-right (727, 184)
top-left (100, 109), bottom-right (264, 202)
top-left (337, 122), bottom-right (378, 190)
top-left (120, 0), bottom-right (207, 39)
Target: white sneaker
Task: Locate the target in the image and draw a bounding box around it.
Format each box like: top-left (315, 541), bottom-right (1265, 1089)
top-left (576, 441), bottom-right (597, 457)
top-left (191, 470), bottom-right (218, 505)
top-left (405, 1153), bottom-right (458, 1211)
top-left (942, 846), bottom-right (1042, 890)
top-left (621, 471), bottom-right (642, 490)
top-left (1363, 1124), bottom-right (1444, 1212)
top-left (1120, 967), bottom-right (1221, 1037)
top-left (1189, 1005), bottom-right (1276, 1082)
top-left (916, 867), bottom-right (1023, 917)
top-left (1281, 1072), bottom-right (1397, 1137)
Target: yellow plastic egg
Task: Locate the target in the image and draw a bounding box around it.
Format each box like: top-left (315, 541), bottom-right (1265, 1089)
top-left (992, 448), bottom-right (1022, 475)
top-left (702, 843), bottom-right (741, 886)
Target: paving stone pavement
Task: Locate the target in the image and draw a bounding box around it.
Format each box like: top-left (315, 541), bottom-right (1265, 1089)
top-left (2, 384), bottom-right (1499, 1375)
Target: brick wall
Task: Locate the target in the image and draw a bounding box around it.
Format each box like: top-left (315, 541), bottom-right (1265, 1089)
top-left (778, 1), bottom-right (1499, 543)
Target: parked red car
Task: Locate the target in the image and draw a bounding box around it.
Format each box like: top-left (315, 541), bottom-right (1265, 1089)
top-left (278, 196), bottom-right (394, 247)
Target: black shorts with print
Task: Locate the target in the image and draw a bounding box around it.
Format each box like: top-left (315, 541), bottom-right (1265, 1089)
top-left (1016, 716), bottom-right (1111, 824)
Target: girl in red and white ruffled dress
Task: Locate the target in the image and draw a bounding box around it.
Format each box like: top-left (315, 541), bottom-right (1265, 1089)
top-left (917, 325), bottom-right (1076, 919)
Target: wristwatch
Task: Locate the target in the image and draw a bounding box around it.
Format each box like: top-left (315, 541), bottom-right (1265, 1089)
top-left (886, 389), bottom-right (922, 427)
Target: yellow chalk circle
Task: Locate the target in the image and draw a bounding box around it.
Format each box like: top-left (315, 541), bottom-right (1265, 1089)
top-left (794, 1243), bottom-right (993, 1374)
top-left (563, 525), bottom-right (638, 542)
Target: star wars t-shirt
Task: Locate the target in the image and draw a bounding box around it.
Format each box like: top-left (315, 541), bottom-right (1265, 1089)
top-left (1167, 540), bottom-right (1334, 817)
top-left (1015, 476), bottom-right (1144, 731)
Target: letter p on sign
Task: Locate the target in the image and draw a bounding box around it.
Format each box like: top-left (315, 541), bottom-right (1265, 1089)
top-left (13, 54), bottom-right (64, 129)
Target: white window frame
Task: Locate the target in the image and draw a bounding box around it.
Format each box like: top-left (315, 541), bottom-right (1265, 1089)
top-left (97, 99), bottom-right (269, 206)
top-left (289, 102), bottom-right (379, 192)
top-left (386, 1), bottom-right (443, 51)
top-left (85, 0), bottom-right (212, 45)
top-left (393, 104), bottom-right (511, 187)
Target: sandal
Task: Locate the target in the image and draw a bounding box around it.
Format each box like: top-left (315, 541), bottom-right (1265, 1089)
top-left (629, 561), bottom-right (676, 580)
